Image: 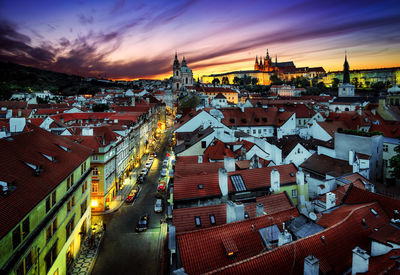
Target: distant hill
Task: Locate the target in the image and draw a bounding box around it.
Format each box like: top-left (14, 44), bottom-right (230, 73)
top-left (0, 62), bottom-right (126, 100)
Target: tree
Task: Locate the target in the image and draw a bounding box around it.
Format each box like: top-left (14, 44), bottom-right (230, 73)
top-left (233, 76), bottom-right (240, 85)
top-left (332, 78), bottom-right (340, 89)
top-left (251, 77), bottom-right (259, 86)
top-left (311, 78), bottom-right (318, 87)
top-left (177, 94), bottom-right (200, 112)
top-left (270, 75), bottom-right (283, 85)
top-left (222, 76), bottom-right (229, 85)
top-left (212, 78), bottom-right (220, 86)
top-left (389, 144), bottom-right (400, 180)
top-left (351, 77), bottom-right (359, 88)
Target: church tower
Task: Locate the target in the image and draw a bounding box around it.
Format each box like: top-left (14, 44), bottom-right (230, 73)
top-left (254, 56), bottom-right (259, 70)
top-left (172, 52), bottom-right (181, 91)
top-left (338, 52), bottom-right (355, 97)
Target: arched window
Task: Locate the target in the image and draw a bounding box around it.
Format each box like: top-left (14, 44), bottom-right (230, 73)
top-left (176, 71), bottom-right (179, 76)
top-left (186, 77), bottom-right (188, 84)
top-left (177, 83), bottom-right (179, 90)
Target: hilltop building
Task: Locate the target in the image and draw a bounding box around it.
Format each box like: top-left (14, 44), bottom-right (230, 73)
top-left (202, 49), bottom-right (325, 85)
top-left (172, 53), bottom-right (194, 92)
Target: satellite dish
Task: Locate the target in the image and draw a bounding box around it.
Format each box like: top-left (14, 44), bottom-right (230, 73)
top-left (309, 212), bottom-right (317, 221)
top-left (209, 109), bottom-right (224, 120)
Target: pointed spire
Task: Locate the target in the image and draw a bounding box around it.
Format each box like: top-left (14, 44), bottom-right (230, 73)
top-left (181, 56), bottom-right (187, 67)
top-left (275, 55), bottom-right (277, 65)
top-left (255, 55), bottom-right (258, 64)
top-left (173, 51), bottom-right (180, 67)
top-left (343, 51), bottom-right (350, 84)
top-left (266, 49), bottom-right (269, 59)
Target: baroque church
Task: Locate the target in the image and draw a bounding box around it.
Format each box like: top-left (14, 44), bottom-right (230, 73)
top-left (172, 53), bottom-right (194, 92)
top-left (338, 53), bottom-right (355, 97)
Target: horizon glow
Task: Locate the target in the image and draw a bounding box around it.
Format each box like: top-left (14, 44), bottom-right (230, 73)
top-left (0, 0), bottom-right (399, 80)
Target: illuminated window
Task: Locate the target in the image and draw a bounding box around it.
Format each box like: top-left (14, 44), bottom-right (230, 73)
top-left (81, 199), bottom-right (87, 217)
top-left (66, 217), bottom-right (75, 238)
top-left (16, 250), bottom-right (33, 275)
top-left (12, 226), bottom-right (21, 249)
top-left (92, 183), bottom-right (98, 193)
top-left (67, 174), bottom-right (74, 190)
top-left (51, 191), bottom-right (56, 207)
top-left (81, 181), bottom-right (88, 194)
top-left (92, 167), bottom-right (99, 176)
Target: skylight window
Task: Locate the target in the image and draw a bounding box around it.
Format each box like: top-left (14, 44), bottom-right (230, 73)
top-left (195, 216), bottom-right (201, 227)
top-left (58, 145), bottom-right (70, 152)
top-left (210, 214), bottom-right (216, 225)
top-left (41, 153), bottom-right (55, 162)
top-left (230, 175), bottom-right (246, 192)
top-left (25, 162), bottom-right (37, 170)
top-left (198, 184), bottom-right (204, 189)
top-left (370, 208), bottom-right (379, 217)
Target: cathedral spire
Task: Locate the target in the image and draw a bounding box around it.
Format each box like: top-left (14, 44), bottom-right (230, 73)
top-left (173, 51), bottom-right (180, 68)
top-left (266, 49), bottom-right (270, 60)
top-left (275, 55), bottom-right (277, 65)
top-left (343, 51), bottom-right (350, 84)
top-left (182, 56), bottom-right (187, 67)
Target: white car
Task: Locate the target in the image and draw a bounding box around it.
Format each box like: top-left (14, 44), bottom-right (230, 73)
top-left (154, 199), bottom-right (163, 213)
top-left (161, 168), bottom-right (167, 177)
top-left (140, 168), bottom-right (148, 176)
top-left (163, 159), bottom-right (168, 166)
top-left (145, 161), bottom-right (152, 169)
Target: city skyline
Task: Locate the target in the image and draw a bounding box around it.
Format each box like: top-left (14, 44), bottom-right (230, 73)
top-left (1, 0), bottom-right (400, 80)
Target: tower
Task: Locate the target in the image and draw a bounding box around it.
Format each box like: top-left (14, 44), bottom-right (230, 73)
top-left (172, 52), bottom-right (181, 91)
top-left (338, 52), bottom-right (355, 97)
top-left (343, 52), bottom-right (350, 84)
top-left (254, 56), bottom-right (259, 70)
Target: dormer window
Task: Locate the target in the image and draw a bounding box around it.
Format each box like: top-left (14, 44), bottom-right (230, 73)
top-left (58, 145), bottom-right (70, 152)
top-left (198, 184), bottom-right (203, 189)
top-left (370, 208), bottom-right (379, 217)
top-left (210, 214), bottom-right (216, 225)
top-left (195, 216), bottom-right (201, 227)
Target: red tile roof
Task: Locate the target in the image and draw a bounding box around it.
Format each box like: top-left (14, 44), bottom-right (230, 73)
top-left (177, 207), bottom-right (300, 275)
top-left (203, 139), bottom-right (237, 160)
top-left (244, 192), bottom-right (294, 219)
top-left (220, 107), bottom-right (294, 127)
top-left (300, 153), bottom-right (353, 178)
top-left (0, 124), bottom-right (93, 239)
top-left (209, 202), bottom-right (389, 275)
top-left (344, 186), bottom-right (400, 220)
top-left (369, 223), bottom-right (400, 245)
top-left (370, 124), bottom-right (400, 138)
top-left (173, 204), bottom-right (227, 233)
top-left (227, 164), bottom-right (298, 192)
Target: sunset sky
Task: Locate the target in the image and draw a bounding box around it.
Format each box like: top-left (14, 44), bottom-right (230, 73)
top-left (1, 0), bottom-right (399, 80)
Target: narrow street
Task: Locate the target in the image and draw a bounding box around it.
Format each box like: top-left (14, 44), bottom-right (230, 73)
top-left (91, 128), bottom-right (171, 275)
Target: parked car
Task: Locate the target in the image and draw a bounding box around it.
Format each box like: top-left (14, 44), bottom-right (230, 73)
top-left (145, 161), bottom-right (152, 169)
top-left (137, 175), bottom-right (145, 184)
top-left (125, 189), bottom-right (138, 203)
top-left (136, 214), bottom-right (149, 232)
top-left (140, 168), bottom-right (148, 176)
top-left (154, 199), bottom-right (163, 213)
top-left (163, 159), bottom-right (168, 166)
top-left (161, 167), bottom-right (167, 177)
top-left (152, 153), bottom-right (157, 158)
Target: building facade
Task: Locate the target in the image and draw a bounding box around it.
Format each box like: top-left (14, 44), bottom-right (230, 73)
top-left (172, 53), bottom-right (194, 92)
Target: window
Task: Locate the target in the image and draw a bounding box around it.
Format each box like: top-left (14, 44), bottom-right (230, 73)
top-left (22, 217), bottom-right (30, 239)
top-left (82, 181), bottom-right (88, 194)
top-left (67, 199), bottom-right (73, 212)
top-left (92, 183), bottom-right (98, 193)
top-left (66, 217), bottom-right (75, 238)
top-left (258, 129), bottom-right (261, 134)
top-left (72, 196), bottom-right (76, 207)
top-left (297, 148), bottom-right (301, 154)
top-left (92, 155), bottom-right (99, 161)
top-left (253, 129), bottom-right (256, 134)
top-left (12, 226), bottom-right (21, 249)
top-left (201, 141), bottom-right (206, 148)
top-left (51, 191), bottom-right (56, 207)
top-left (292, 189), bottom-right (298, 198)
top-left (81, 199), bottom-right (88, 217)
top-left (81, 164), bottom-right (84, 175)
top-left (92, 168), bottom-right (99, 176)
top-left (45, 241), bottom-right (58, 272)
top-left (194, 216), bottom-right (201, 227)
top-left (67, 174), bottom-right (74, 190)
top-left (46, 218), bottom-right (58, 242)
top-left (210, 215), bottom-right (216, 225)
top-left (16, 250), bottom-right (33, 275)
top-left (383, 144), bottom-right (388, 152)
top-left (384, 159), bottom-right (388, 167)
top-left (46, 197), bottom-right (51, 213)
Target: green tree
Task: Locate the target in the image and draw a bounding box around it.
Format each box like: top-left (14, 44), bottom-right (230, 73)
top-left (311, 78), bottom-right (318, 87)
top-left (177, 94), bottom-right (200, 112)
top-left (270, 75), bottom-right (283, 85)
top-left (389, 144), bottom-right (400, 179)
top-left (251, 77), bottom-right (259, 86)
top-left (331, 78), bottom-right (340, 89)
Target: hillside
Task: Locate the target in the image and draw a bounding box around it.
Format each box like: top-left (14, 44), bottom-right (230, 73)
top-left (0, 62), bottom-right (126, 100)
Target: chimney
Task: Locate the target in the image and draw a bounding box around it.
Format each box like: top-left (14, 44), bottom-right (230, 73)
top-left (277, 129), bottom-right (283, 140)
top-left (304, 255), bottom-right (319, 275)
top-left (131, 97), bottom-right (135, 106)
top-left (256, 203), bottom-right (264, 217)
top-left (270, 168), bottom-right (280, 192)
top-left (240, 105), bottom-right (245, 112)
top-left (18, 109), bottom-right (22, 117)
top-left (226, 201), bottom-right (245, 223)
top-left (357, 108), bottom-right (362, 116)
top-left (371, 109), bottom-right (376, 115)
top-left (9, 117), bottom-right (26, 133)
top-left (82, 127), bottom-right (93, 136)
top-left (146, 97), bottom-right (150, 104)
top-left (349, 150), bottom-right (355, 165)
top-left (218, 168), bottom-right (228, 197)
top-left (224, 157), bottom-right (235, 172)
top-left (325, 192), bottom-right (336, 209)
top-left (198, 155), bottom-right (203, 163)
top-left (278, 227), bottom-right (292, 246)
top-left (296, 170), bottom-right (306, 208)
top-left (352, 247), bottom-right (370, 275)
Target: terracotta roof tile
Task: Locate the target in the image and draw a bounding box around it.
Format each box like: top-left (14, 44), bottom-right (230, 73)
top-left (244, 193), bottom-right (294, 219)
top-left (209, 202), bottom-right (389, 275)
top-left (177, 207), bottom-right (300, 275)
top-left (300, 153), bottom-right (353, 177)
top-left (204, 139), bottom-right (237, 160)
top-left (0, 124), bottom-right (93, 239)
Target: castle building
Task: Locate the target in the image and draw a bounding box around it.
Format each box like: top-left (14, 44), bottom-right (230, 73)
top-left (338, 54), bottom-right (355, 97)
top-left (172, 53), bottom-right (194, 92)
top-left (202, 49), bottom-right (325, 85)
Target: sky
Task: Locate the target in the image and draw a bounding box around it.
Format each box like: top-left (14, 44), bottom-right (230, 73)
top-left (0, 0), bottom-right (399, 80)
